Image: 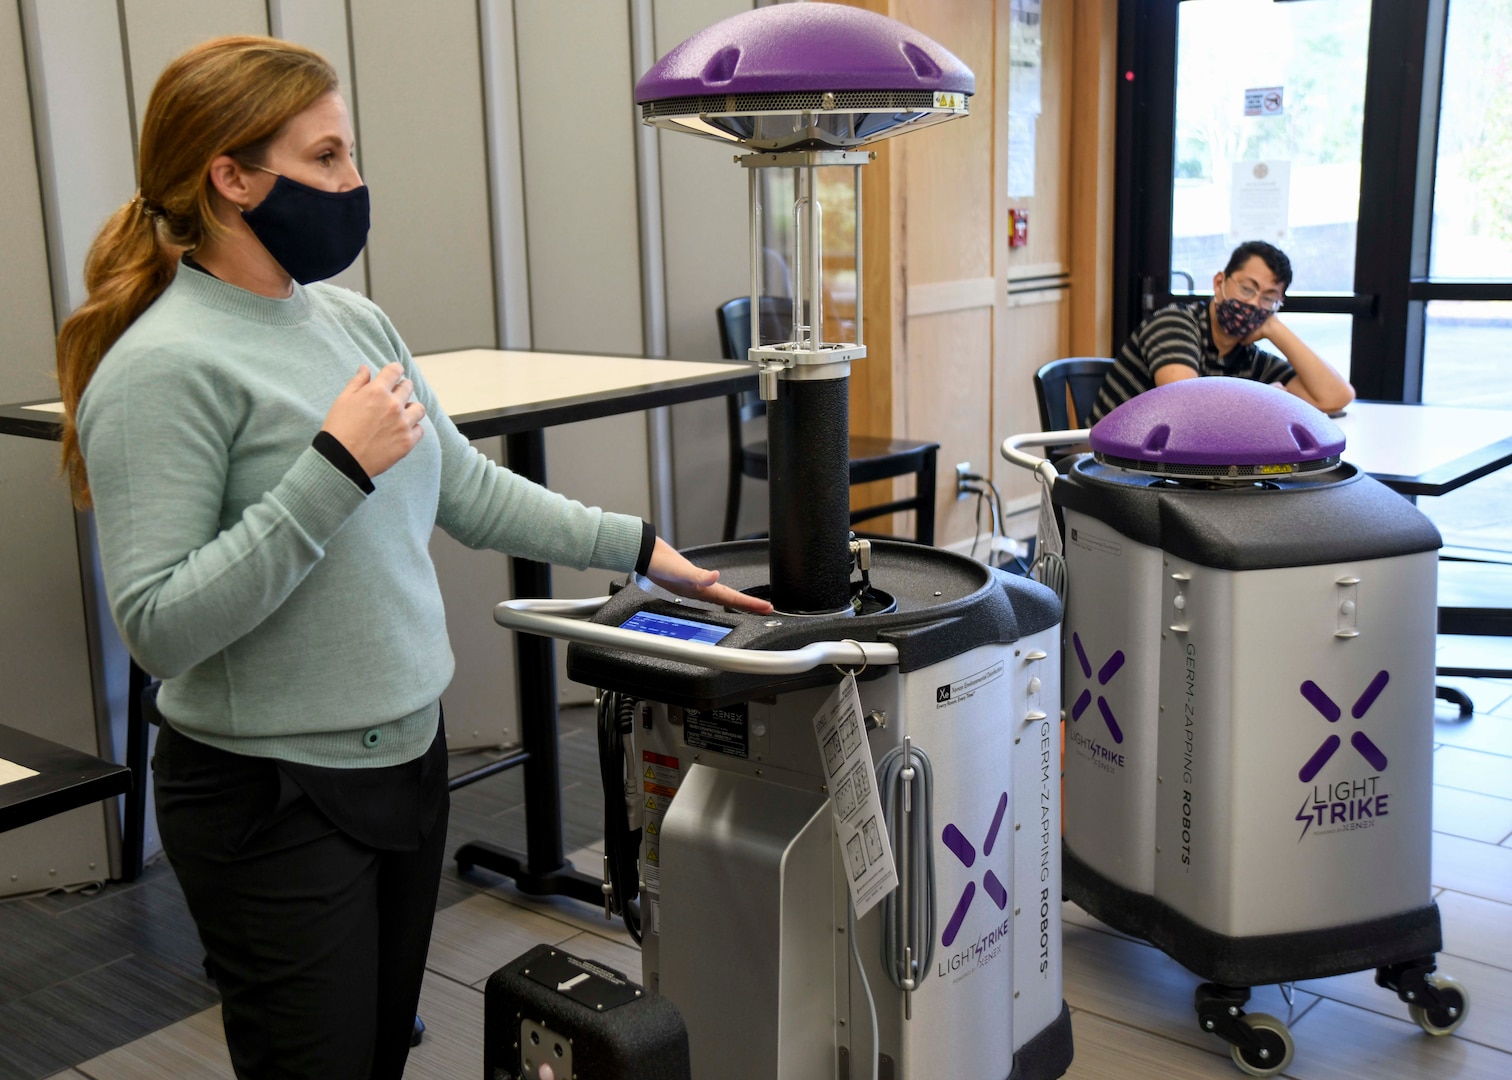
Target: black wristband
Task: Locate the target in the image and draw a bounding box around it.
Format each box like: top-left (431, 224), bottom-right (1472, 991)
top-left (635, 519), bottom-right (656, 576)
top-left (312, 431), bottom-right (374, 494)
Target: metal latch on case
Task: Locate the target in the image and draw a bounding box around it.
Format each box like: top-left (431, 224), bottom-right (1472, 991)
top-left (1169, 571), bottom-right (1190, 633)
top-left (1024, 649), bottom-right (1047, 716)
top-left (1335, 576), bottom-right (1360, 638)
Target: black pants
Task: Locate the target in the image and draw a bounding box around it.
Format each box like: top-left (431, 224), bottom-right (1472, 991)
top-left (153, 720), bottom-right (450, 1080)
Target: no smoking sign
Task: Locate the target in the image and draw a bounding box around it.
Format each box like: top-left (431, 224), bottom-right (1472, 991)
top-left (1244, 86), bottom-right (1285, 117)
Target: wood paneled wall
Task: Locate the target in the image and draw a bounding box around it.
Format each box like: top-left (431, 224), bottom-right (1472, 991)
top-left (845, 0), bottom-right (1118, 545)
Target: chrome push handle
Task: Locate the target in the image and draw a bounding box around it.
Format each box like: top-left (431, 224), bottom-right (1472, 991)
top-left (494, 597), bottom-right (900, 675)
top-left (1000, 429), bottom-right (1091, 488)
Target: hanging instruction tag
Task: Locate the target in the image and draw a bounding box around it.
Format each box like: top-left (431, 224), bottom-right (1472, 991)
top-left (1037, 479), bottom-right (1062, 559)
top-left (813, 672), bottom-right (897, 917)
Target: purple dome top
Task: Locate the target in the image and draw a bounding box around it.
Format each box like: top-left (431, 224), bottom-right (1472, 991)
top-left (1090, 377), bottom-right (1345, 468)
top-left (634, 3), bottom-right (975, 103)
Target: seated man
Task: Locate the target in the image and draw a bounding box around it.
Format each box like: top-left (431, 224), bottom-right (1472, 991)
top-left (1089, 240), bottom-right (1355, 423)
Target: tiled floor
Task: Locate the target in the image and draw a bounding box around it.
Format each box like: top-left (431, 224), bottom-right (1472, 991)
top-left (5, 686), bottom-right (1511, 1080)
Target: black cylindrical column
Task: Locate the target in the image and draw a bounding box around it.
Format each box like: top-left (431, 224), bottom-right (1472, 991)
top-left (768, 375), bottom-right (852, 614)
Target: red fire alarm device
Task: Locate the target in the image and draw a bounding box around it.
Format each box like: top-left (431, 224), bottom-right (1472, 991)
top-left (1009, 209), bottom-right (1029, 248)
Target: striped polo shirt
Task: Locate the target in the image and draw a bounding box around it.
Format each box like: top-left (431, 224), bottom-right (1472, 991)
top-left (1089, 300), bottom-right (1295, 423)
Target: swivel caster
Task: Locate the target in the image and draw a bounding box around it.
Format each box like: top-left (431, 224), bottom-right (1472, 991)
top-left (1227, 1013), bottom-right (1294, 1078)
top-left (1377, 958), bottom-right (1471, 1036)
top-left (1195, 983), bottom-right (1294, 1077)
top-left (1409, 973), bottom-right (1470, 1036)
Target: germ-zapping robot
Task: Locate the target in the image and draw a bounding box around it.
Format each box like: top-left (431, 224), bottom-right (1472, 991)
top-left (489, 5), bottom-right (1074, 1079)
top-left (1003, 379), bottom-right (1469, 1077)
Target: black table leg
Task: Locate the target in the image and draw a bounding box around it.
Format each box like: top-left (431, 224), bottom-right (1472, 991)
top-left (120, 658), bottom-right (149, 882)
top-left (452, 429), bottom-right (602, 906)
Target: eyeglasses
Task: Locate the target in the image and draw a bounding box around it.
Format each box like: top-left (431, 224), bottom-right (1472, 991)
top-left (1226, 276), bottom-right (1285, 312)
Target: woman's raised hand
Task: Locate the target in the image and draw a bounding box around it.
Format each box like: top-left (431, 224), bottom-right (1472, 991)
top-left (321, 362), bottom-right (426, 477)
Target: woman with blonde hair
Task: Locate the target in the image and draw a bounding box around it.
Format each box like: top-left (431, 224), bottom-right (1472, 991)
top-left (60, 35), bottom-right (767, 1079)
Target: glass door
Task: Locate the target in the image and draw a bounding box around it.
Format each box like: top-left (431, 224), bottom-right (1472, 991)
top-left (1417, 0), bottom-right (1512, 555)
top-left (1169, 0), bottom-right (1372, 379)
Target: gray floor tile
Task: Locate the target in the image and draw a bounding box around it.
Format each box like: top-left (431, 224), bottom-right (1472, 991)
top-left (1434, 785), bottom-right (1512, 843)
top-left (1433, 746), bottom-right (1512, 798)
top-left (1285, 996), bottom-right (1509, 1080)
top-left (71, 1005), bottom-right (231, 1080)
top-left (401, 970), bottom-right (487, 1080)
top-left (1062, 1009), bottom-right (1248, 1079)
top-left (1298, 953), bottom-right (1507, 1054)
top-left (1433, 833), bottom-right (1512, 904)
top-left (0, 956), bottom-right (217, 1080)
top-left (1439, 889), bottom-right (1512, 971)
top-left (427, 893), bottom-right (579, 987)
top-left (1434, 709), bottom-right (1512, 759)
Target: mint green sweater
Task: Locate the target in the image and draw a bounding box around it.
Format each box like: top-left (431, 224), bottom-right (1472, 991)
top-left (76, 266), bottom-right (644, 768)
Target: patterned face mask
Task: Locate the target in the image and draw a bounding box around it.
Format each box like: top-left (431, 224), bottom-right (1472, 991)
top-left (1213, 280), bottom-right (1273, 340)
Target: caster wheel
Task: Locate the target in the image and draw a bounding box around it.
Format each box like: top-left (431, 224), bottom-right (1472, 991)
top-left (1229, 1013), bottom-right (1294, 1077)
top-left (1409, 973), bottom-right (1469, 1036)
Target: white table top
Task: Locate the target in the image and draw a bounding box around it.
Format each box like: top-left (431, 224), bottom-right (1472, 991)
top-left (1332, 401), bottom-right (1512, 495)
top-left (416, 348), bottom-right (748, 433)
top-left (0, 348), bottom-right (755, 441)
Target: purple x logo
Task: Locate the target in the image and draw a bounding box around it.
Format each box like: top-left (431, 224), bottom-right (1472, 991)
top-left (1070, 633), bottom-right (1126, 744)
top-left (1297, 671), bottom-right (1391, 782)
top-left (940, 792), bottom-right (1009, 947)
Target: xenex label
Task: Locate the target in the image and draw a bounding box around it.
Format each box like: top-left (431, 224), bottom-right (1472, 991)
top-left (936, 793), bottom-right (1012, 985)
top-left (1293, 670), bottom-right (1393, 841)
top-left (1067, 632), bottom-right (1126, 771)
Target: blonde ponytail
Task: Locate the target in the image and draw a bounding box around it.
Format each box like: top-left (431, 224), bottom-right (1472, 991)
top-left (56, 199), bottom-right (178, 506)
top-left (55, 36), bottom-right (337, 507)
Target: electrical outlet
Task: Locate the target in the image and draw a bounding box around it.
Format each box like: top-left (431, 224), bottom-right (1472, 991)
top-left (956, 462), bottom-right (974, 500)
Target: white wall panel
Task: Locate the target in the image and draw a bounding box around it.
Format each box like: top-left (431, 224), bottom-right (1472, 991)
top-left (479, 0), bottom-right (532, 350)
top-left (514, 0), bottom-right (643, 354)
top-left (349, 0), bottom-right (496, 352)
top-left (268, 0), bottom-right (370, 297)
top-left (19, 0), bottom-right (137, 323)
top-left (121, 0), bottom-right (267, 125)
top-left (268, 0), bottom-right (354, 92)
top-left (0, 3), bottom-right (56, 395)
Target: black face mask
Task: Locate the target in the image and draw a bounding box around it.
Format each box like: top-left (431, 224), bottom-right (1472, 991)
top-left (242, 173), bottom-right (370, 284)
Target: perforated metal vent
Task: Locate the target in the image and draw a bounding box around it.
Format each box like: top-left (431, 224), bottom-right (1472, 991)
top-left (1095, 453), bottom-right (1342, 480)
top-left (642, 89), bottom-right (940, 118)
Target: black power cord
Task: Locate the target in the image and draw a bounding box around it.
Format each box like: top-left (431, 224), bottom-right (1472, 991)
top-left (597, 691), bottom-right (643, 943)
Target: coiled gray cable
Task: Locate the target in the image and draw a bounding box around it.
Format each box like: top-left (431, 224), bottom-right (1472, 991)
top-left (876, 743), bottom-right (934, 991)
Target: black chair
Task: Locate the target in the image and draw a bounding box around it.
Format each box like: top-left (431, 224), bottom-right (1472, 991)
top-left (1033, 357), bottom-right (1114, 464)
top-left (1034, 357), bottom-right (1114, 432)
top-left (716, 296), bottom-right (938, 545)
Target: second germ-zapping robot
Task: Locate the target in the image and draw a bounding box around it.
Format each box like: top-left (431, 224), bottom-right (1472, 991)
top-left (1004, 379), bottom-right (1469, 1076)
